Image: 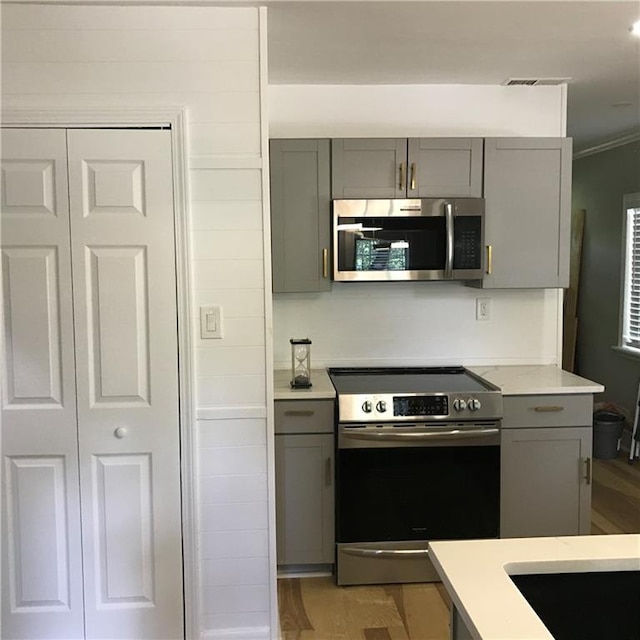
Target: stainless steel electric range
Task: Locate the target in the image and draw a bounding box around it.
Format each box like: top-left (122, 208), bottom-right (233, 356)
top-left (328, 366), bottom-right (503, 586)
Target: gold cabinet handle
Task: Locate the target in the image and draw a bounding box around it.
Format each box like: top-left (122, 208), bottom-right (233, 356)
top-left (410, 162), bottom-right (416, 190)
top-left (399, 162), bottom-right (406, 190)
top-left (284, 410), bottom-right (315, 417)
top-left (584, 457), bottom-right (592, 485)
top-left (532, 406), bottom-right (565, 412)
top-left (322, 248), bottom-right (328, 279)
top-left (486, 245), bottom-right (493, 275)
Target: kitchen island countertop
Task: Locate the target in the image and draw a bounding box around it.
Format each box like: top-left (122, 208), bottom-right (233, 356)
top-left (468, 365), bottom-right (604, 395)
top-left (274, 368), bottom-right (336, 400)
top-left (428, 534), bottom-right (640, 640)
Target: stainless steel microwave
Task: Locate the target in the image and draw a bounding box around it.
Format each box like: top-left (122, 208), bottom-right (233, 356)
top-left (332, 198), bottom-right (485, 282)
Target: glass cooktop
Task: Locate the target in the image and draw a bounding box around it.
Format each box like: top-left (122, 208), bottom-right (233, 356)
top-left (328, 366), bottom-right (493, 395)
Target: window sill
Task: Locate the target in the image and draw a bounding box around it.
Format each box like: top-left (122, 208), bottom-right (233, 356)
top-left (611, 345), bottom-right (640, 362)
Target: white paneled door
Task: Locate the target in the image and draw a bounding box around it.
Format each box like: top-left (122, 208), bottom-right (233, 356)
top-left (1, 128), bottom-right (184, 640)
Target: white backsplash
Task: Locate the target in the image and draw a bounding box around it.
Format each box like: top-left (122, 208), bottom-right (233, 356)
top-left (273, 282), bottom-right (561, 369)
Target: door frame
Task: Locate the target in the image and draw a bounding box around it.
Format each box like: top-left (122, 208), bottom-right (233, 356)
top-left (1, 107), bottom-right (198, 640)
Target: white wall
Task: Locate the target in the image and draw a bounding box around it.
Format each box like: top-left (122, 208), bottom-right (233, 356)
top-left (269, 84), bottom-right (567, 369)
top-left (2, 6), bottom-right (272, 639)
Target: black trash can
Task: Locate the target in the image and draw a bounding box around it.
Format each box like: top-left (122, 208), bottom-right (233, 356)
top-left (593, 410), bottom-right (625, 460)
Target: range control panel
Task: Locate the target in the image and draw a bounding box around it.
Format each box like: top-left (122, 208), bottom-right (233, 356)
top-left (393, 395), bottom-right (449, 417)
top-left (337, 393), bottom-right (498, 422)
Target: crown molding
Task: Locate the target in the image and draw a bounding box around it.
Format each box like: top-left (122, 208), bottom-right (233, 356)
top-left (573, 129), bottom-right (640, 160)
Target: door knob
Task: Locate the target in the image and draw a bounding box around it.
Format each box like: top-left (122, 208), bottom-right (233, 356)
top-left (114, 427), bottom-right (128, 439)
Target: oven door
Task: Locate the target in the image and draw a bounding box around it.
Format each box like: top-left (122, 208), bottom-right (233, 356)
top-left (336, 422), bottom-right (500, 585)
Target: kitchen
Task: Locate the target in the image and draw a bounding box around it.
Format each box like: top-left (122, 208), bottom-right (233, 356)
top-left (1, 2), bottom-right (640, 640)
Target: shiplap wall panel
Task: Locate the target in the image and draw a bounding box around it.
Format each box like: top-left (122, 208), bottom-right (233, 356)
top-left (1, 6), bottom-right (270, 639)
top-left (1, 92), bottom-right (260, 125)
top-left (1, 6), bottom-right (259, 30)
top-left (191, 200), bottom-right (264, 230)
top-left (3, 62), bottom-right (259, 95)
top-left (1, 30), bottom-right (259, 62)
top-left (196, 346), bottom-right (266, 376)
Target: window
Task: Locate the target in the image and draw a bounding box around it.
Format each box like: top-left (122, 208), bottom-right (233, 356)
top-left (620, 193), bottom-right (640, 351)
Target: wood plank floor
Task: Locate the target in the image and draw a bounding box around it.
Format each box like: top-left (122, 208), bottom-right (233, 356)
top-left (278, 456), bottom-right (640, 640)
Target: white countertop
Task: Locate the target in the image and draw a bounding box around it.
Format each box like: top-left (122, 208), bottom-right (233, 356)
top-left (274, 368), bottom-right (336, 400)
top-left (468, 365), bottom-right (604, 395)
top-left (274, 365), bottom-right (603, 399)
top-left (428, 534), bottom-right (640, 640)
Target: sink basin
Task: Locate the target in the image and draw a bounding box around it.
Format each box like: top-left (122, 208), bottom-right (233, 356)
top-left (510, 570), bottom-right (640, 640)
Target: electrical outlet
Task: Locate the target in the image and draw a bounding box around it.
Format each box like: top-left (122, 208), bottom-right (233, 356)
top-left (476, 297), bottom-right (491, 321)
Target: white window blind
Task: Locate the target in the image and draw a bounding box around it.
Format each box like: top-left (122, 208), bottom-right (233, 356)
top-left (621, 194), bottom-right (640, 350)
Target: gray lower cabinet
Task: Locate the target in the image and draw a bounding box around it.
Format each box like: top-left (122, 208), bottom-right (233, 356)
top-left (500, 394), bottom-right (593, 538)
top-left (331, 137), bottom-right (483, 199)
top-left (479, 137), bottom-right (572, 288)
top-left (270, 139), bottom-right (331, 293)
top-left (275, 400), bottom-right (335, 566)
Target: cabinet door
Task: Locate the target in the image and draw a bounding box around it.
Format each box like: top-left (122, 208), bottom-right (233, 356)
top-left (501, 427), bottom-right (592, 538)
top-left (407, 138), bottom-right (483, 198)
top-left (275, 434), bottom-right (334, 565)
top-left (270, 139), bottom-right (331, 293)
top-left (482, 138), bottom-right (572, 288)
top-left (331, 138), bottom-right (407, 198)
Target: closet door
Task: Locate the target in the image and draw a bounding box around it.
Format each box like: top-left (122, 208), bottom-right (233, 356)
top-left (1, 129), bottom-right (85, 639)
top-left (66, 129), bottom-right (183, 640)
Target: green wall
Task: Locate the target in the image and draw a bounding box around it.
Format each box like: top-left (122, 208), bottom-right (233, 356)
top-left (572, 140), bottom-right (640, 416)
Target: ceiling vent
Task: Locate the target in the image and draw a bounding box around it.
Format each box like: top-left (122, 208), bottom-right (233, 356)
top-left (503, 78), bottom-right (572, 86)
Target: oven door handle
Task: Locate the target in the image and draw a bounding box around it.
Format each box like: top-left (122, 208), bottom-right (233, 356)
top-left (341, 427), bottom-right (499, 441)
top-left (342, 546), bottom-right (430, 558)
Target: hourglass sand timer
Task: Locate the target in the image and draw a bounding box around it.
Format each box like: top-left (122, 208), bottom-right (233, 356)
top-left (290, 338), bottom-right (312, 388)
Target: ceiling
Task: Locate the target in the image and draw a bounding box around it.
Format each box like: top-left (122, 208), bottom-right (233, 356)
top-left (267, 1), bottom-right (640, 151)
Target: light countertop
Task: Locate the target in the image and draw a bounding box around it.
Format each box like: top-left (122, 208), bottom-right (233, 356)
top-left (274, 365), bottom-right (603, 399)
top-left (428, 534), bottom-right (640, 640)
top-left (468, 365), bottom-right (604, 396)
top-left (274, 368), bottom-right (336, 400)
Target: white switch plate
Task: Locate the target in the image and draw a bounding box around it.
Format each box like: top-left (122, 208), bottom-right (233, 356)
top-left (476, 297), bottom-right (491, 321)
top-left (200, 305), bottom-right (223, 339)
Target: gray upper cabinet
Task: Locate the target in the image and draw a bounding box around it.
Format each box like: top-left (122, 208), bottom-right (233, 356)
top-left (331, 137), bottom-right (483, 199)
top-left (479, 137), bottom-right (572, 289)
top-left (270, 139), bottom-right (331, 293)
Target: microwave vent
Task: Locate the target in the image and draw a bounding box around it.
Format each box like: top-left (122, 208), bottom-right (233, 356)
top-left (503, 77), bottom-right (572, 86)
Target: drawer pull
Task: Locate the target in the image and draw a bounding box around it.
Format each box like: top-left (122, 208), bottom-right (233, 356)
top-left (284, 410), bottom-right (315, 417)
top-left (532, 406), bottom-right (565, 412)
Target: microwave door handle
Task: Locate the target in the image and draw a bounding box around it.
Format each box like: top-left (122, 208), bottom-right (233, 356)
top-left (445, 202), bottom-right (454, 278)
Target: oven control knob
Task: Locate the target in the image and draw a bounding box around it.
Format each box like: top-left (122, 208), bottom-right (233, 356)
top-left (453, 398), bottom-right (467, 412)
top-left (376, 400), bottom-right (387, 413)
top-left (468, 398), bottom-right (481, 411)
top-left (362, 401), bottom-right (373, 413)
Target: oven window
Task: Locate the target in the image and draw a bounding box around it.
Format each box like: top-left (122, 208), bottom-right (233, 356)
top-left (337, 445), bottom-right (499, 543)
top-left (336, 216), bottom-right (446, 272)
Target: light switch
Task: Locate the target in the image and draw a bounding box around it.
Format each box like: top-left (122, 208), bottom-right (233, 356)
top-left (200, 305), bottom-right (223, 339)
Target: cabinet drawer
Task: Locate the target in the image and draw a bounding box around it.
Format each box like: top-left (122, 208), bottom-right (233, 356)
top-left (503, 395), bottom-right (593, 428)
top-left (275, 400), bottom-right (335, 434)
